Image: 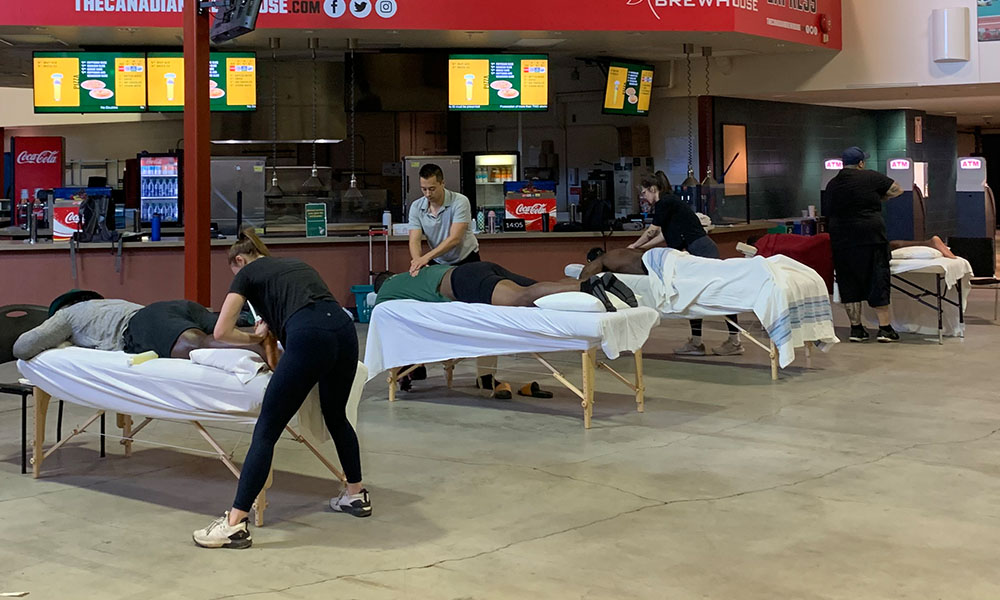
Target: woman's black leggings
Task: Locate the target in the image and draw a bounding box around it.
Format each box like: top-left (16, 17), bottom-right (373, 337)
top-left (690, 316), bottom-right (740, 338)
top-left (233, 301), bottom-right (361, 512)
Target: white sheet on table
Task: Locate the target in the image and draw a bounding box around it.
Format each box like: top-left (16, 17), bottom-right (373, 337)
top-left (17, 347), bottom-right (367, 447)
top-left (636, 248), bottom-right (837, 368)
top-left (363, 300), bottom-right (660, 379)
top-left (858, 257), bottom-right (973, 337)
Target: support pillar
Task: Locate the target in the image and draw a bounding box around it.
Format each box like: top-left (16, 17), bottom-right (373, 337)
top-left (183, 0), bottom-right (212, 305)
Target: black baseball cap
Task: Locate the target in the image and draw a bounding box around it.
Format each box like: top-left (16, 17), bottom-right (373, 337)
top-left (48, 289), bottom-right (104, 317)
top-left (842, 147), bottom-right (870, 166)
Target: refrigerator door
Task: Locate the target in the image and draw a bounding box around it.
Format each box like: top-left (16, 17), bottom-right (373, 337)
top-left (464, 152), bottom-right (519, 215)
top-left (139, 154), bottom-right (181, 224)
top-left (211, 157), bottom-right (267, 235)
top-left (403, 156), bottom-right (462, 212)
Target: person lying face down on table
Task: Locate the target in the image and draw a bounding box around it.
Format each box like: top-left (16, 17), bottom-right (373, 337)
top-left (373, 261), bottom-right (638, 399)
top-left (13, 289), bottom-right (272, 365)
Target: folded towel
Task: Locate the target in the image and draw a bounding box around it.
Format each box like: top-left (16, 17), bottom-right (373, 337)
top-left (189, 348), bottom-right (268, 384)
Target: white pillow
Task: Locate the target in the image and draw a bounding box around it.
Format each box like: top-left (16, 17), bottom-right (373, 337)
top-left (534, 292), bottom-right (606, 313)
top-left (892, 246), bottom-right (943, 260)
top-left (189, 348), bottom-right (268, 384)
top-left (565, 264), bottom-right (585, 278)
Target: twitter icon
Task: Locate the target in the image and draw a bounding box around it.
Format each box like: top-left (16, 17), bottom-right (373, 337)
top-left (350, 0), bottom-right (372, 17)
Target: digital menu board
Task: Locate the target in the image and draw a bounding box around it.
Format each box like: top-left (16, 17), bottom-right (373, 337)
top-left (603, 62), bottom-right (654, 116)
top-left (33, 52), bottom-right (147, 113)
top-left (146, 52), bottom-right (257, 112)
top-left (448, 54), bottom-right (548, 112)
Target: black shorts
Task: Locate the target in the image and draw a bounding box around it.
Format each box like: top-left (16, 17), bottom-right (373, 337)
top-left (450, 262), bottom-right (537, 304)
top-left (833, 243), bottom-right (891, 307)
top-left (123, 300), bottom-right (219, 358)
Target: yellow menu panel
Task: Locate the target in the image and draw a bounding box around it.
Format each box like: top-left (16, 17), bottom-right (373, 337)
top-left (147, 56), bottom-right (185, 107)
top-left (114, 57), bottom-right (147, 107)
top-left (449, 59), bottom-right (490, 107)
top-left (520, 59), bottom-right (548, 107)
top-left (638, 69), bottom-right (654, 112)
top-left (34, 57), bottom-right (80, 107)
top-left (604, 66), bottom-right (629, 110)
top-left (225, 57), bottom-right (256, 106)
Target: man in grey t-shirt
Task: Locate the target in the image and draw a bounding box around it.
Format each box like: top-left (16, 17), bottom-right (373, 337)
top-left (407, 163), bottom-right (480, 277)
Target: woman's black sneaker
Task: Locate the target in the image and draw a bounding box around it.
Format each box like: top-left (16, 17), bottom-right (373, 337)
top-left (849, 325), bottom-right (870, 343)
top-left (877, 325), bottom-right (900, 343)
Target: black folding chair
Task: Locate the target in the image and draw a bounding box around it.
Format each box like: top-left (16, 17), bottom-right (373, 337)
top-left (948, 237), bottom-right (1000, 322)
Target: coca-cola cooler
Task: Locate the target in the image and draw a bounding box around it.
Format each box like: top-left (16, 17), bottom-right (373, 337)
top-left (504, 180), bottom-right (556, 232)
top-left (11, 136), bottom-right (64, 227)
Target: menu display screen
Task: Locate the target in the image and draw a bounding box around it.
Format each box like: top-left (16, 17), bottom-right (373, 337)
top-left (603, 61), bottom-right (654, 116)
top-left (448, 54), bottom-right (548, 112)
top-left (33, 51), bottom-right (147, 113)
top-left (147, 52), bottom-right (257, 112)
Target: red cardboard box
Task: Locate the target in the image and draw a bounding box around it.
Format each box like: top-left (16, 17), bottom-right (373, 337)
top-left (505, 196), bottom-right (556, 231)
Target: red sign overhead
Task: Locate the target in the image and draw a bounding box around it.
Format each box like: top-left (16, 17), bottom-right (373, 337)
top-left (1, 0), bottom-right (841, 50)
top-left (960, 158), bottom-right (984, 170)
top-left (889, 159), bottom-right (912, 170)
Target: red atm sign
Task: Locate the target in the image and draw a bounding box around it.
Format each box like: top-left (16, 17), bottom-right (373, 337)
top-left (824, 159), bottom-right (843, 170)
top-left (960, 158), bottom-right (983, 170)
top-left (889, 159), bottom-right (911, 170)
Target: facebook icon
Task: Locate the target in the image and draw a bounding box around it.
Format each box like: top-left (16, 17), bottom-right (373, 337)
top-left (324, 0), bottom-right (346, 18)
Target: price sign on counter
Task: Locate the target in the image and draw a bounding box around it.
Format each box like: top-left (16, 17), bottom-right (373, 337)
top-left (305, 203), bottom-right (328, 238)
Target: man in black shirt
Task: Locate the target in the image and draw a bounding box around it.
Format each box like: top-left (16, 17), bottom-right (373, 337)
top-left (825, 147), bottom-right (904, 343)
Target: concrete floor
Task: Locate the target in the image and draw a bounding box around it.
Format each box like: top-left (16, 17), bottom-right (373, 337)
top-left (3, 292), bottom-right (1000, 599)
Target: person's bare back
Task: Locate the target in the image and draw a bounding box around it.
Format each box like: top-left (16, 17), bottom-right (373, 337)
top-left (579, 248), bottom-right (648, 280)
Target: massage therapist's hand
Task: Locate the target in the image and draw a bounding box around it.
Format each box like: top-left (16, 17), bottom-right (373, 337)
top-left (254, 320), bottom-right (270, 339)
top-left (409, 256), bottom-right (430, 277)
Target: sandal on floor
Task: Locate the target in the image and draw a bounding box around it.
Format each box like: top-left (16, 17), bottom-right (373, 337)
top-left (517, 382), bottom-right (553, 399)
top-left (492, 382), bottom-right (513, 400)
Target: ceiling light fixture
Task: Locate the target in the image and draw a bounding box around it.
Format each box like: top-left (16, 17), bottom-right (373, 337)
top-left (265, 37), bottom-right (284, 199)
top-left (300, 38), bottom-right (326, 196)
top-left (343, 38), bottom-right (364, 203)
top-left (682, 43), bottom-right (699, 190)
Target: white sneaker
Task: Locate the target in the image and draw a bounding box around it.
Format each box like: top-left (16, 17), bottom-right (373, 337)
top-left (192, 512), bottom-right (252, 549)
top-left (712, 339), bottom-right (745, 356)
top-left (674, 339), bottom-right (706, 356)
top-left (330, 488), bottom-right (372, 518)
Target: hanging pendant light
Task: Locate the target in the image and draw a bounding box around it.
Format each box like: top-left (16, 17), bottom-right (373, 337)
top-left (681, 43), bottom-right (699, 190)
top-left (700, 46), bottom-right (718, 189)
top-left (300, 38), bottom-right (325, 195)
top-left (342, 40), bottom-right (364, 202)
top-left (265, 38), bottom-right (284, 198)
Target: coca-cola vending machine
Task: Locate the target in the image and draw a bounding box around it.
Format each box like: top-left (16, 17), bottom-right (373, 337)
top-left (504, 180), bottom-right (556, 232)
top-left (11, 136), bottom-right (64, 228)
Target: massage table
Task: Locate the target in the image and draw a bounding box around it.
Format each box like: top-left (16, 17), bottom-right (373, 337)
top-left (567, 249), bottom-right (839, 380)
top-left (17, 347), bottom-right (367, 526)
top-left (852, 257), bottom-right (972, 344)
top-left (363, 300), bottom-right (661, 429)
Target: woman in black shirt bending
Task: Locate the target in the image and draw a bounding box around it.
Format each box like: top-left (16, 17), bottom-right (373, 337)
top-left (629, 171), bottom-right (743, 357)
top-left (192, 229), bottom-right (369, 549)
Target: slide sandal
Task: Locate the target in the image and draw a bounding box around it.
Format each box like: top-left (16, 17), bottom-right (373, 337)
top-left (518, 382), bottom-right (553, 399)
top-left (493, 382), bottom-right (513, 400)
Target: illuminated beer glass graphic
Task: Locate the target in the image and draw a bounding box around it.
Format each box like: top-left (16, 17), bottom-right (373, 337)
top-left (613, 80), bottom-right (620, 104)
top-left (52, 73), bottom-right (63, 102)
top-left (165, 73), bottom-right (176, 102)
top-left (464, 74), bottom-right (475, 102)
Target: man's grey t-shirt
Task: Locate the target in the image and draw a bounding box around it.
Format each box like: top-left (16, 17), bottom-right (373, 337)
top-left (13, 299), bottom-right (142, 360)
top-left (408, 189), bottom-right (480, 265)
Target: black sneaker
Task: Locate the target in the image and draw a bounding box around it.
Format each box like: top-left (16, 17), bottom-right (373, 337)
top-left (849, 325), bottom-right (870, 343)
top-left (599, 273), bottom-right (638, 309)
top-left (330, 488), bottom-right (372, 518)
top-left (581, 275), bottom-right (616, 312)
top-left (877, 325), bottom-right (899, 343)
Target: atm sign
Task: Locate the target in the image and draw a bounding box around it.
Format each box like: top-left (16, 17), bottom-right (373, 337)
top-left (889, 159), bottom-right (911, 170)
top-left (824, 159), bottom-right (843, 170)
top-left (960, 158), bottom-right (983, 170)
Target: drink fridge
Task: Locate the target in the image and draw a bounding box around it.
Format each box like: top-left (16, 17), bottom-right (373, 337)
top-left (139, 153), bottom-right (182, 225)
top-left (462, 151), bottom-right (519, 214)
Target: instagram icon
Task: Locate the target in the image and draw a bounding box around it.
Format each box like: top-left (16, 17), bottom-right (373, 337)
top-left (375, 0), bottom-right (396, 17)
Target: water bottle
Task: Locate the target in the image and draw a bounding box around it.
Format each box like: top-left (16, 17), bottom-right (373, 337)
top-left (487, 210), bottom-right (496, 234)
top-left (382, 210), bottom-right (391, 230)
top-left (151, 212), bottom-right (161, 241)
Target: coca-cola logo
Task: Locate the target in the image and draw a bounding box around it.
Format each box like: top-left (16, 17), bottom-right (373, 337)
top-left (17, 150), bottom-right (60, 165)
top-left (64, 212), bottom-right (80, 224)
top-left (514, 203), bottom-right (551, 216)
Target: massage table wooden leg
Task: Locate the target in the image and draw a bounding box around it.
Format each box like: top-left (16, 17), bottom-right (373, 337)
top-left (116, 414), bottom-right (134, 458)
top-left (634, 350), bottom-right (645, 413)
top-left (32, 387), bottom-right (50, 479)
top-left (387, 368), bottom-right (399, 402)
top-left (443, 360), bottom-right (457, 389)
top-left (285, 425), bottom-right (347, 483)
top-left (769, 341), bottom-right (778, 381)
top-left (253, 468), bottom-right (273, 528)
top-left (582, 348), bottom-right (596, 429)
top-left (805, 342), bottom-right (813, 369)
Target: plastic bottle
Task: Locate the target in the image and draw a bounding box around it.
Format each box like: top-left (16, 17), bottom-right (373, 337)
top-left (487, 210), bottom-right (496, 234)
top-left (382, 210), bottom-right (392, 229)
top-left (151, 212), bottom-right (161, 241)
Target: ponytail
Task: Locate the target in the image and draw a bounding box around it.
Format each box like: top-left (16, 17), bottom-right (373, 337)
top-left (640, 171), bottom-right (672, 196)
top-left (228, 227), bottom-right (271, 265)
